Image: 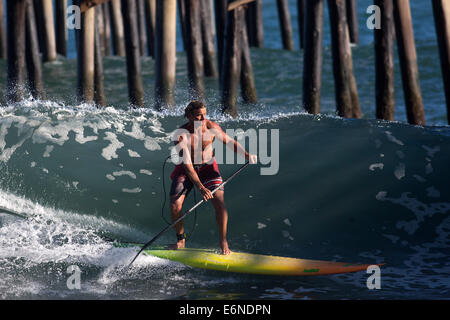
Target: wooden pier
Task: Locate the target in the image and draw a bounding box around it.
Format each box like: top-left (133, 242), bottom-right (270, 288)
top-left (1, 0), bottom-right (449, 125)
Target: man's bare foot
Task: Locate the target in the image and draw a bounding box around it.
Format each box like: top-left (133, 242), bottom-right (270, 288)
top-left (168, 239), bottom-right (185, 250)
top-left (220, 240), bottom-right (231, 255)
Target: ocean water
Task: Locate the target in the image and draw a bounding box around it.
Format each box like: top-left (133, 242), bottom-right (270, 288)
top-left (0, 0), bottom-right (449, 300)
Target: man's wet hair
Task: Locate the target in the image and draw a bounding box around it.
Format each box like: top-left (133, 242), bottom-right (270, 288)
top-left (184, 100), bottom-right (206, 118)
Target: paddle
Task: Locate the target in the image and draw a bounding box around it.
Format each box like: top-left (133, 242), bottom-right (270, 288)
top-left (127, 161), bottom-right (250, 267)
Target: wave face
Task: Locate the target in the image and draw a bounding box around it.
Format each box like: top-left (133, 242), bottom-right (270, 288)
top-left (0, 101), bottom-right (449, 299)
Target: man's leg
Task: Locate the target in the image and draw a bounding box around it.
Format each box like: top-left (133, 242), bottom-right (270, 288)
top-left (168, 194), bottom-right (187, 249)
top-left (168, 173), bottom-right (192, 250)
top-left (210, 190), bottom-right (231, 255)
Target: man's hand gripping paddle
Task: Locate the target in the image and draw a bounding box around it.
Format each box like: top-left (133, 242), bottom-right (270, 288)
top-left (127, 161), bottom-right (250, 268)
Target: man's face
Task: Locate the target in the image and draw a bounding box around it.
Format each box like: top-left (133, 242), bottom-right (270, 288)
top-left (189, 107), bottom-right (207, 122)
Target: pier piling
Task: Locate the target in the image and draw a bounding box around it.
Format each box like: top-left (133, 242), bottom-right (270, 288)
top-left (246, 0), bottom-right (263, 48)
top-left (346, 0), bottom-right (359, 45)
top-left (215, 0), bottom-right (228, 84)
top-left (201, 0), bottom-right (219, 78)
top-left (145, 0), bottom-right (156, 58)
top-left (185, 0), bottom-right (205, 100)
top-left (41, 0), bottom-right (57, 62)
top-left (25, 0), bottom-right (45, 100)
top-left (276, 0), bottom-right (294, 51)
top-left (137, 0), bottom-right (147, 56)
top-left (102, 2), bottom-right (112, 56)
top-left (96, 4), bottom-right (105, 56)
top-left (33, 0), bottom-right (44, 54)
top-left (303, 0), bottom-right (324, 115)
top-left (77, 4), bottom-right (95, 103)
top-left (253, 0), bottom-right (263, 48)
top-left (155, 0), bottom-right (177, 109)
top-left (328, 0), bottom-right (353, 118)
top-left (432, 0), bottom-right (450, 125)
top-left (177, 0), bottom-right (188, 52)
top-left (94, 13), bottom-right (107, 106)
top-left (0, 0), bottom-right (6, 59)
top-left (121, 0), bottom-right (145, 107)
top-left (240, 17), bottom-right (257, 104)
top-left (297, 0), bottom-right (305, 49)
top-left (110, 0), bottom-right (126, 56)
top-left (375, 0), bottom-right (395, 121)
top-left (393, 0), bottom-right (425, 125)
top-left (221, 4), bottom-right (244, 118)
top-left (55, 0), bottom-right (68, 57)
top-left (6, 0), bottom-right (26, 102)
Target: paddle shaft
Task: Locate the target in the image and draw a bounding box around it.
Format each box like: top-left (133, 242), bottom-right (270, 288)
top-left (128, 161), bottom-right (250, 267)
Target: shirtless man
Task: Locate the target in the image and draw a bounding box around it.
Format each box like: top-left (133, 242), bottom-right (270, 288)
top-left (169, 101), bottom-right (257, 255)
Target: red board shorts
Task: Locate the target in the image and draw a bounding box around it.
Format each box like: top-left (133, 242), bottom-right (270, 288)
top-left (170, 158), bottom-right (224, 201)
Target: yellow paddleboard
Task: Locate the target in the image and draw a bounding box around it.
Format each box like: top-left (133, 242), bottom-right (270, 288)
top-left (119, 243), bottom-right (378, 276)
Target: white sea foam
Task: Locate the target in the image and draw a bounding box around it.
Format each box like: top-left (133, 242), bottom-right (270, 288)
top-left (102, 132), bottom-right (124, 160)
top-left (139, 169), bottom-right (152, 176)
top-left (112, 170), bottom-right (136, 179)
top-left (0, 116), bottom-right (35, 162)
top-left (374, 139), bottom-right (382, 148)
top-left (426, 187), bottom-right (440, 198)
top-left (127, 149), bottom-right (141, 158)
top-left (425, 163), bottom-right (433, 175)
top-left (396, 150), bottom-right (405, 159)
top-left (281, 230), bottom-right (294, 240)
top-left (0, 101), bottom-right (171, 166)
top-left (422, 145), bottom-right (440, 158)
top-left (369, 163), bottom-right (384, 171)
top-left (385, 131), bottom-right (404, 146)
top-left (122, 188), bottom-right (141, 193)
top-left (375, 191), bottom-right (450, 235)
top-left (394, 163), bottom-right (405, 180)
top-left (43, 145), bottom-right (54, 158)
top-left (413, 174), bottom-right (426, 182)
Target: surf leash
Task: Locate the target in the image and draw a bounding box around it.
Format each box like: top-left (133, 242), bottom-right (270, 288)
top-left (127, 161), bottom-right (250, 268)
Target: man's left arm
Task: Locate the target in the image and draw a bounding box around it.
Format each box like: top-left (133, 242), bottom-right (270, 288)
top-left (209, 121), bottom-right (258, 164)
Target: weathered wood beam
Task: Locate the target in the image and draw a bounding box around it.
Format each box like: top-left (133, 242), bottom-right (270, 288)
top-left (228, 0), bottom-right (255, 12)
top-left (80, 0), bottom-right (111, 13)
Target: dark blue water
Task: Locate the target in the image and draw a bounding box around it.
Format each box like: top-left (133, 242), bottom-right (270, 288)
top-left (0, 0), bottom-right (449, 300)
